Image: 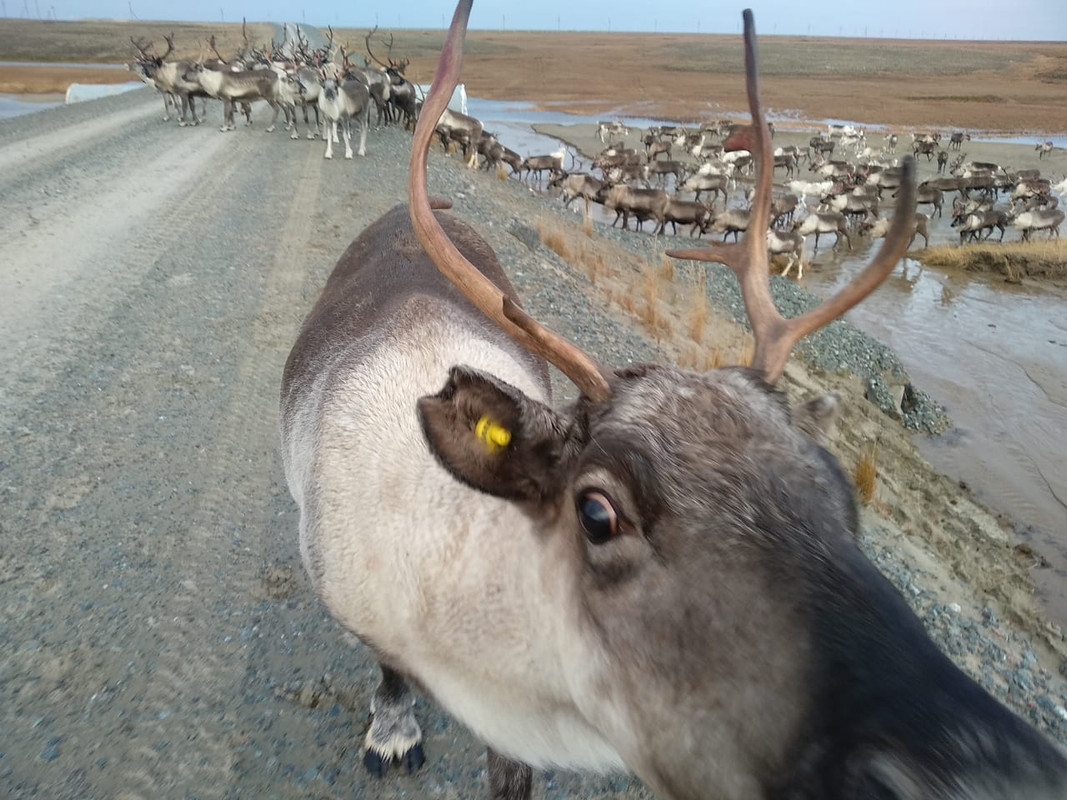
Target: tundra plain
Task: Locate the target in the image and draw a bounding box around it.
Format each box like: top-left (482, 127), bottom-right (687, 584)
top-left (2, 19), bottom-right (1067, 132)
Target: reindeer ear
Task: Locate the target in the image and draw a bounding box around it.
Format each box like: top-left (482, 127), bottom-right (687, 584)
top-left (418, 366), bottom-right (570, 503)
top-left (793, 392), bottom-right (841, 445)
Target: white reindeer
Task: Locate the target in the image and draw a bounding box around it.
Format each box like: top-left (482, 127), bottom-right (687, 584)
top-left (317, 73), bottom-right (371, 159)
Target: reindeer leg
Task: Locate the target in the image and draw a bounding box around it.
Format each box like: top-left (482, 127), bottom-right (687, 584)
top-left (363, 664), bottom-right (424, 778)
top-left (266, 101), bottom-right (279, 133)
top-left (324, 120), bottom-right (335, 159)
top-left (487, 748), bottom-right (532, 800)
top-left (357, 105), bottom-right (369, 157)
top-left (343, 116), bottom-right (354, 160)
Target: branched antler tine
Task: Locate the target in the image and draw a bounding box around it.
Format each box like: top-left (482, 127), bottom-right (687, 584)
top-left (740, 8), bottom-right (774, 262)
top-left (755, 156), bottom-right (919, 381)
top-left (161, 33), bottom-right (174, 60)
top-left (409, 0), bottom-right (611, 402)
top-left (365, 25), bottom-right (387, 68)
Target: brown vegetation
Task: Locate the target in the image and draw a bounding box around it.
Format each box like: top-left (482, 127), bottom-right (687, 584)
top-left (920, 239), bottom-right (1067, 283)
top-left (854, 445), bottom-right (879, 506)
top-left (2, 19), bottom-right (1066, 131)
top-left (0, 19), bottom-right (272, 63)
top-left (535, 217), bottom-right (752, 365)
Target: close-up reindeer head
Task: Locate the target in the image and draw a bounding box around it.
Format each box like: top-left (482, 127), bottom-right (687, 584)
top-left (280, 1), bottom-right (1067, 798)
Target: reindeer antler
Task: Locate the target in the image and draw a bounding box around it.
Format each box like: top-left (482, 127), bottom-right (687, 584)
top-left (365, 25), bottom-right (389, 69)
top-left (409, 0), bottom-right (611, 403)
top-left (207, 34), bottom-right (225, 62)
top-left (130, 36), bottom-right (153, 60)
top-left (666, 9), bottom-right (917, 384)
top-left (160, 32), bottom-right (175, 61)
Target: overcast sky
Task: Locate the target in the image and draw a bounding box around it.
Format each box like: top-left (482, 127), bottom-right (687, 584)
top-left (8, 0), bottom-right (1067, 40)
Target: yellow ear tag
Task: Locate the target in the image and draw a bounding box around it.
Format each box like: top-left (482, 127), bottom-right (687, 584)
top-left (475, 415), bottom-right (511, 453)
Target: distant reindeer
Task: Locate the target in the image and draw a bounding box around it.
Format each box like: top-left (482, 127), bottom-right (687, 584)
top-left (280, 3), bottom-right (1067, 799)
top-left (1036, 140), bottom-right (1055, 159)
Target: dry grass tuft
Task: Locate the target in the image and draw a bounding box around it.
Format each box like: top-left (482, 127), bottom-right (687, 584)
top-left (496, 163), bottom-right (509, 181)
top-left (582, 209), bottom-right (594, 238)
top-left (854, 445), bottom-right (879, 506)
top-left (686, 287), bottom-right (708, 343)
top-left (537, 219), bottom-right (572, 262)
top-left (639, 270), bottom-right (663, 334)
top-left (660, 253), bottom-right (676, 282)
top-left (920, 238), bottom-right (1067, 281)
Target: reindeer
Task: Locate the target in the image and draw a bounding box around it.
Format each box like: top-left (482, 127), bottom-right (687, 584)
top-left (191, 61), bottom-right (286, 133)
top-left (646, 159), bottom-right (687, 188)
top-left (129, 38), bottom-right (181, 121)
top-left (795, 211), bottom-right (852, 251)
top-left (661, 198), bottom-right (713, 236)
top-left (861, 212), bottom-right (930, 249)
top-left (678, 172), bottom-right (729, 205)
top-left (1012, 207), bottom-right (1065, 241)
top-left (317, 73), bottom-right (371, 159)
top-left (948, 131), bottom-right (970, 151)
top-left (644, 133), bottom-right (673, 161)
top-left (549, 172), bottom-right (606, 209)
top-left (597, 120), bottom-right (629, 142)
top-left (1036, 140), bottom-right (1055, 159)
top-left (280, 4), bottom-right (1067, 799)
top-left (768, 229), bottom-right (805, 277)
top-left (955, 209), bottom-right (1008, 243)
top-left (521, 146), bottom-right (567, 183)
top-left (599, 185), bottom-right (670, 231)
top-left (133, 34), bottom-right (206, 127)
top-left (435, 107), bottom-right (484, 168)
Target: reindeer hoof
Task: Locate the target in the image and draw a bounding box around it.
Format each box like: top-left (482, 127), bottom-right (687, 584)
top-left (362, 742), bottom-right (424, 777)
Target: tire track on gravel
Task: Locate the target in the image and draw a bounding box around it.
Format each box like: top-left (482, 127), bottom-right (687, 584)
top-left (0, 117), bottom-right (318, 798)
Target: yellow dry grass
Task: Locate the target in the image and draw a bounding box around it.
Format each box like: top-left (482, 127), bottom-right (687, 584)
top-left (920, 238), bottom-right (1067, 282)
top-left (535, 216), bottom-right (752, 369)
top-left (854, 445), bottom-right (879, 506)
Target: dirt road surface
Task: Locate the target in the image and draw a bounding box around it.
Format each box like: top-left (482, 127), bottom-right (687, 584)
top-left (0, 89), bottom-right (655, 799)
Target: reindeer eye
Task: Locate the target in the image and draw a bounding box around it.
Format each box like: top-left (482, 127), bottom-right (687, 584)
top-left (577, 490), bottom-right (618, 544)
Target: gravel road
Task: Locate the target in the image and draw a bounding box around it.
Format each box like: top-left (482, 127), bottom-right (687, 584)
top-left (0, 87), bottom-right (656, 799)
top-left (1, 89), bottom-right (1064, 799)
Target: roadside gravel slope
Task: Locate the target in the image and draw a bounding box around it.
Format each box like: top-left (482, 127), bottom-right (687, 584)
top-left (1, 89), bottom-right (1064, 800)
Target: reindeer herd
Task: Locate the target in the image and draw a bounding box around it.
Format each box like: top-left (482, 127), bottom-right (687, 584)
top-left (128, 24), bottom-right (418, 160)
top-left (502, 122), bottom-right (1064, 278)
top-left (127, 25), bottom-right (1064, 273)
top-left (449, 114), bottom-right (1063, 280)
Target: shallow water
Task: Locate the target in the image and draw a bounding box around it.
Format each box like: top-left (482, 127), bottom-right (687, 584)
top-left (472, 98), bottom-right (1067, 628)
top-left (0, 93), bottom-right (63, 119)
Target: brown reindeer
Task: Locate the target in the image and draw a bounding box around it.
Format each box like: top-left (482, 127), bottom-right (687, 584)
top-left (279, 3), bottom-right (1067, 799)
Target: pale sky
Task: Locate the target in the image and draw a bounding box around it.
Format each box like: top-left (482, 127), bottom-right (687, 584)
top-left (6, 0), bottom-right (1067, 40)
